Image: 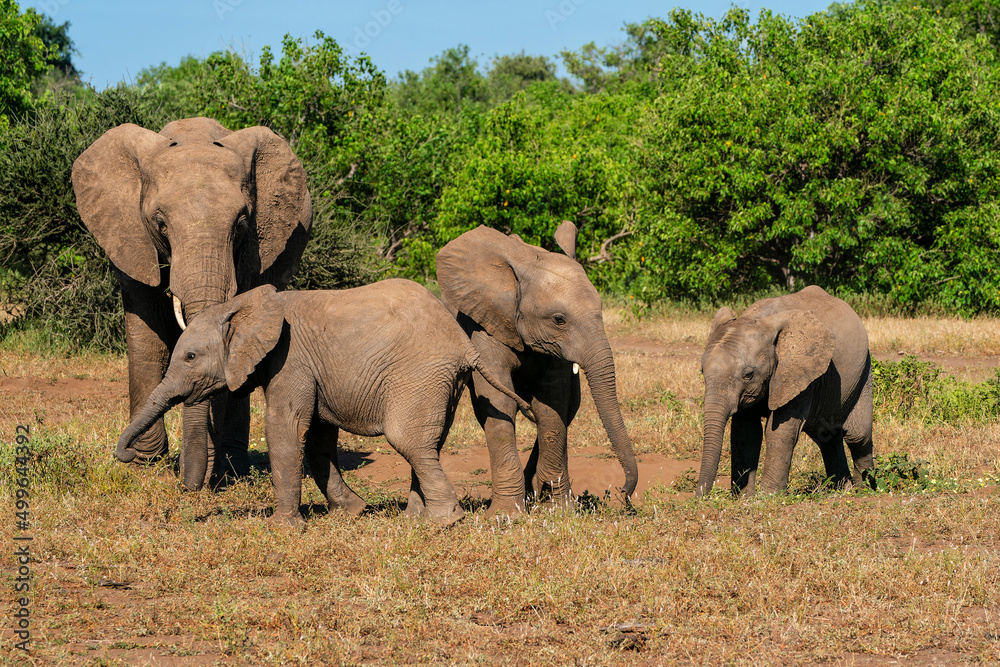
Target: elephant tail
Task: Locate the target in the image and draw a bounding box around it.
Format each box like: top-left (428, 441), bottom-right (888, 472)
top-left (463, 347), bottom-right (537, 423)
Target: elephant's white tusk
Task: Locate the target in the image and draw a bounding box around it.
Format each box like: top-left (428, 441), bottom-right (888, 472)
top-left (172, 295), bottom-right (187, 331)
top-left (572, 363), bottom-right (580, 375)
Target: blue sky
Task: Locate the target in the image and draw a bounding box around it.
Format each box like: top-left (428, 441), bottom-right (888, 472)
top-left (29, 0), bottom-right (834, 89)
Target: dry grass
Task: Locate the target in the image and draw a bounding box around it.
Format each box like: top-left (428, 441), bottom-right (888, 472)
top-left (2, 310), bottom-right (1000, 665)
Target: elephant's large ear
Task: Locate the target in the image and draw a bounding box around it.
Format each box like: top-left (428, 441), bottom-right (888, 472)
top-left (768, 311), bottom-right (834, 411)
top-left (554, 221), bottom-right (578, 259)
top-left (218, 127), bottom-right (313, 279)
top-left (72, 124), bottom-right (170, 286)
top-left (436, 226), bottom-right (525, 351)
top-left (707, 307), bottom-right (737, 346)
top-left (222, 285), bottom-right (284, 392)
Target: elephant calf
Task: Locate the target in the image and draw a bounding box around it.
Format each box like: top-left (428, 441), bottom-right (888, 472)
top-left (115, 280), bottom-right (534, 525)
top-left (697, 285), bottom-right (875, 497)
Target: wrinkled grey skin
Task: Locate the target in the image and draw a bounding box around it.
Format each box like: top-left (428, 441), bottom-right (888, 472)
top-left (697, 285), bottom-right (875, 497)
top-left (116, 281), bottom-right (535, 525)
top-left (73, 117), bottom-right (311, 491)
top-left (436, 223), bottom-right (638, 516)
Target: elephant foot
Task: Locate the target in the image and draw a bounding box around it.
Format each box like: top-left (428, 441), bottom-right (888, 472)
top-left (403, 493), bottom-right (465, 525)
top-left (268, 509), bottom-right (304, 527)
top-left (403, 489), bottom-right (426, 518)
top-left (426, 501), bottom-right (465, 525)
top-left (331, 494), bottom-right (368, 517)
top-left (484, 496), bottom-right (527, 519)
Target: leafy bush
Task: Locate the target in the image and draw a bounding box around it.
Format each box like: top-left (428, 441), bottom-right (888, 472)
top-left (0, 85), bottom-right (170, 350)
top-left (871, 451), bottom-right (931, 492)
top-left (872, 356), bottom-right (1000, 424)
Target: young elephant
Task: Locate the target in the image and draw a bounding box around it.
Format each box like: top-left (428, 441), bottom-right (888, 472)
top-left (697, 285), bottom-right (875, 497)
top-left (115, 280), bottom-right (534, 525)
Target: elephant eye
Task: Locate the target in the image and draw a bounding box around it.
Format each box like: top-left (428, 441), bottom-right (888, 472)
top-left (553, 314), bottom-right (567, 326)
top-left (185, 351), bottom-right (196, 362)
top-left (234, 214), bottom-right (249, 247)
top-left (742, 368), bottom-right (754, 380)
top-left (153, 214), bottom-right (167, 235)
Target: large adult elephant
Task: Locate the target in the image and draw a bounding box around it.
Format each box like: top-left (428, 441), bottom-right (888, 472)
top-left (72, 117), bottom-right (312, 490)
top-left (436, 223), bottom-right (638, 515)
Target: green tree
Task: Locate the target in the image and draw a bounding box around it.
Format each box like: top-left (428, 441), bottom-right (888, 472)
top-left (621, 4), bottom-right (1000, 313)
top-left (392, 45), bottom-right (490, 118)
top-left (0, 0), bottom-right (50, 127)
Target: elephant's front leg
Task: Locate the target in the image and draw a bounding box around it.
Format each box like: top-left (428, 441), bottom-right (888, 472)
top-left (120, 279), bottom-right (178, 462)
top-left (524, 362), bottom-right (574, 506)
top-left (730, 409), bottom-right (763, 498)
top-left (216, 392), bottom-right (251, 479)
top-left (305, 421), bottom-right (367, 516)
top-left (264, 399), bottom-right (310, 525)
top-left (759, 389), bottom-right (812, 493)
top-left (470, 371), bottom-right (525, 516)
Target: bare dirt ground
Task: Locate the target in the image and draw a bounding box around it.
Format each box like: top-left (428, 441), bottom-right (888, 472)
top-left (2, 320), bottom-right (999, 665)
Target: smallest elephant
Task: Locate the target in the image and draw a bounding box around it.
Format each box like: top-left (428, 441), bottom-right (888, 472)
top-left (697, 285), bottom-right (875, 497)
top-left (116, 280), bottom-right (534, 525)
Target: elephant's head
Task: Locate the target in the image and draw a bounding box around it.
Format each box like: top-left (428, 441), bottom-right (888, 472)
top-left (115, 285), bottom-right (285, 484)
top-left (695, 306), bottom-right (834, 496)
top-left (436, 223), bottom-right (638, 497)
top-left (72, 117), bottom-right (312, 327)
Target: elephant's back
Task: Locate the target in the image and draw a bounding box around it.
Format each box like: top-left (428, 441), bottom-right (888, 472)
top-left (276, 283), bottom-right (470, 433)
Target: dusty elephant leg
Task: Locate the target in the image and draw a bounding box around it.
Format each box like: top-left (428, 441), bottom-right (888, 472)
top-left (473, 397), bottom-right (525, 517)
top-left (404, 468), bottom-right (427, 518)
top-left (527, 392), bottom-right (572, 507)
top-left (843, 369), bottom-right (875, 488)
top-left (759, 390), bottom-right (811, 494)
top-left (180, 399), bottom-right (223, 491)
top-left (264, 403), bottom-right (308, 526)
top-left (730, 410), bottom-right (763, 498)
top-left (391, 441), bottom-right (463, 525)
top-left (470, 379), bottom-right (525, 516)
top-left (121, 284), bottom-right (178, 462)
top-left (806, 422), bottom-right (852, 489)
top-left (305, 421), bottom-right (367, 516)
top-left (386, 406), bottom-right (463, 525)
top-left (216, 392), bottom-right (251, 479)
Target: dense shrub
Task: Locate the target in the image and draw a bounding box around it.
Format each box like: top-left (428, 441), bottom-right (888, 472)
top-left (0, 86), bottom-right (169, 350)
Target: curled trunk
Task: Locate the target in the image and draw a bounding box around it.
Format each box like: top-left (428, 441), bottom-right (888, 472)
top-left (580, 344), bottom-right (638, 497)
top-left (117, 383), bottom-right (182, 463)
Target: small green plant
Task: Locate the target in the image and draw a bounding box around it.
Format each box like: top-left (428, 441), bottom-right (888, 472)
top-left (670, 467), bottom-right (698, 493)
top-left (872, 452), bottom-right (930, 492)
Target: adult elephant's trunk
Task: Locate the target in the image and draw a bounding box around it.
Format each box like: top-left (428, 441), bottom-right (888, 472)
top-left (696, 394), bottom-right (734, 497)
top-left (579, 340), bottom-right (638, 498)
top-left (117, 382), bottom-right (183, 463)
top-left (171, 251), bottom-right (236, 491)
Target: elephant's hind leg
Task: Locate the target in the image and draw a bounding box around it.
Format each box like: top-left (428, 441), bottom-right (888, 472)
top-left (306, 421), bottom-right (367, 516)
top-left (843, 366), bottom-right (875, 488)
top-left (804, 422), bottom-right (851, 489)
top-left (385, 405), bottom-right (463, 525)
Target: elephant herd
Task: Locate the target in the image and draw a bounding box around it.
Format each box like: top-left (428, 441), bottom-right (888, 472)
top-left (75, 117), bottom-right (875, 525)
